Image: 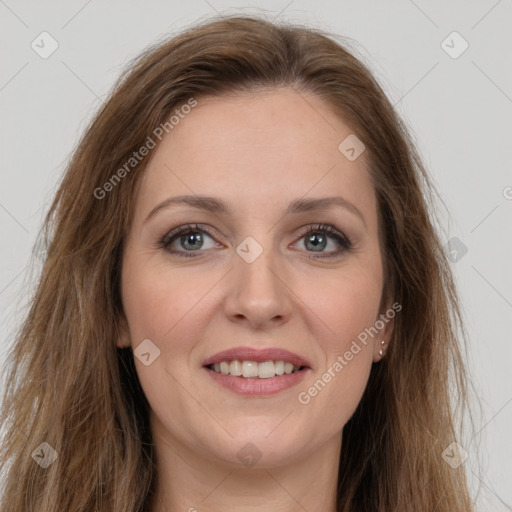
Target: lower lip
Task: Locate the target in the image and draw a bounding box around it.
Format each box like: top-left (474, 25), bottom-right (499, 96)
top-left (204, 367), bottom-right (310, 396)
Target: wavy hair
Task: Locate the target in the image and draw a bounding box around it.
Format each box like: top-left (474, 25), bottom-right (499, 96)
top-left (0, 14), bottom-right (476, 511)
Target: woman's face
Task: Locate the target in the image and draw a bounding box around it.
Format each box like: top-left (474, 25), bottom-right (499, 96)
top-left (118, 87), bottom-right (394, 468)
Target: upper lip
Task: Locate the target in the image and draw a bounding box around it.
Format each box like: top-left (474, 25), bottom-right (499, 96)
top-left (202, 346), bottom-right (312, 369)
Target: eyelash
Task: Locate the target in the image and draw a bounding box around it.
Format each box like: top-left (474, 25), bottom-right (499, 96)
top-left (158, 223), bottom-right (353, 259)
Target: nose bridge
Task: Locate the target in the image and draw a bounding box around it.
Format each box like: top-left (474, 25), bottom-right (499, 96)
top-left (224, 232), bottom-right (291, 326)
top-left (236, 233), bottom-right (282, 298)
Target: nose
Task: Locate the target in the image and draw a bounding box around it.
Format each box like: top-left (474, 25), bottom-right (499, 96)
top-left (223, 242), bottom-right (293, 330)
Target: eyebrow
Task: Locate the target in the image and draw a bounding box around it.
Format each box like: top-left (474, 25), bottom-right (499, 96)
top-left (144, 194), bottom-right (367, 228)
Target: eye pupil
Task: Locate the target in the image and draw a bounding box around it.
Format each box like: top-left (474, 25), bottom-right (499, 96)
top-left (182, 233), bottom-right (203, 250)
top-left (306, 233), bottom-right (326, 251)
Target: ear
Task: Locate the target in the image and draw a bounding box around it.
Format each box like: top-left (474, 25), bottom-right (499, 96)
top-left (116, 312), bottom-right (131, 349)
top-left (372, 300), bottom-right (398, 362)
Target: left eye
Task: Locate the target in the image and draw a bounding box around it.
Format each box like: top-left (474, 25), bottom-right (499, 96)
top-left (159, 223), bottom-right (352, 259)
top-left (294, 224), bottom-right (353, 258)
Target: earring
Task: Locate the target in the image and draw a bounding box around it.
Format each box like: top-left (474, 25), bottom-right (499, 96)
top-left (379, 340), bottom-right (386, 357)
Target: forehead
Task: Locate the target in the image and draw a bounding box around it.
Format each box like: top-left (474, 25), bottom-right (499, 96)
top-left (136, 87), bottom-right (376, 222)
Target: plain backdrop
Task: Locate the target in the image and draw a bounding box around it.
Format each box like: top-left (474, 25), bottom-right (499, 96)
top-left (1, 1), bottom-right (511, 509)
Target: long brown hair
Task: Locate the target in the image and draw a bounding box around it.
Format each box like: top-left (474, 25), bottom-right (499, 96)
top-left (0, 14), bottom-right (476, 511)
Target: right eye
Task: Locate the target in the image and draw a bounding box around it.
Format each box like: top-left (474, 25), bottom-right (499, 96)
top-left (159, 224), bottom-right (221, 257)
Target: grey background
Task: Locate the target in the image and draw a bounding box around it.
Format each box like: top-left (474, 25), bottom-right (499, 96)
top-left (1, 0), bottom-right (511, 509)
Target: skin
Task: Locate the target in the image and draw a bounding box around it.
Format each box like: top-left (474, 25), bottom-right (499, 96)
top-left (117, 86), bottom-right (394, 512)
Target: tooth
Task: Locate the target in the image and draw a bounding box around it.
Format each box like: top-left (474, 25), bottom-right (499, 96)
top-left (210, 359), bottom-right (303, 377)
top-left (258, 361), bottom-right (276, 379)
top-left (229, 360), bottom-right (242, 376)
top-left (242, 360), bottom-right (259, 378)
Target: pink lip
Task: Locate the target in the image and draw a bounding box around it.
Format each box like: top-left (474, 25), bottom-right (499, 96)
top-left (204, 366), bottom-right (311, 396)
top-left (202, 346), bottom-right (312, 369)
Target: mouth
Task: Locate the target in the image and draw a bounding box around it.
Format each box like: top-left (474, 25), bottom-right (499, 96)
top-left (201, 347), bottom-right (311, 395)
top-left (202, 346), bottom-right (311, 378)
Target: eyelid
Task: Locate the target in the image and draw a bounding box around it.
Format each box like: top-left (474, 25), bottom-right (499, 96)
top-left (159, 223), bottom-right (221, 250)
top-left (161, 222), bottom-right (218, 239)
top-left (295, 223), bottom-right (352, 246)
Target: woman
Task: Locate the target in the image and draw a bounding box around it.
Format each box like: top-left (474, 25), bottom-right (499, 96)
top-left (0, 14), bottom-right (476, 511)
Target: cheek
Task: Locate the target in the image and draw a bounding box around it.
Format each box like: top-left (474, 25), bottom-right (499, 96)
top-left (120, 258), bottom-right (206, 417)
top-left (120, 255), bottom-right (207, 343)
top-left (300, 261), bottom-right (383, 351)
top-left (295, 265), bottom-right (381, 418)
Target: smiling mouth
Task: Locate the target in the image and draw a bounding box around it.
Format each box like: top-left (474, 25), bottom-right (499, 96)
top-left (205, 360), bottom-right (307, 379)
